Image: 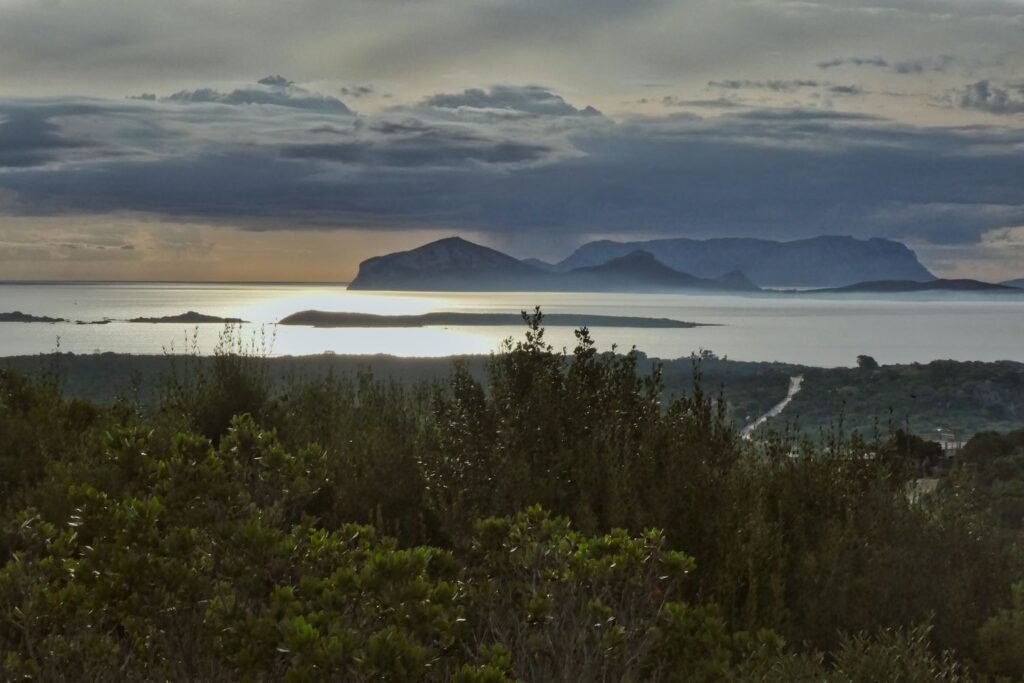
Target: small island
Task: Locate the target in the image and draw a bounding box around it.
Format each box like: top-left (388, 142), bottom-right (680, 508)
top-left (128, 311), bottom-right (247, 324)
top-left (0, 311), bottom-right (66, 323)
top-left (278, 310), bottom-right (704, 328)
top-left (798, 278), bottom-right (1024, 294)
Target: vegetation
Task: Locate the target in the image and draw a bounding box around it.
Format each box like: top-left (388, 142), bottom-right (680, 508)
top-left (1, 311), bottom-right (1023, 680)
top-left (785, 360), bottom-right (1024, 437)
top-left (8, 346), bottom-right (1022, 438)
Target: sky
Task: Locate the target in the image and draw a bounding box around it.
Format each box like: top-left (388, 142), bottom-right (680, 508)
top-left (1, 0), bottom-right (1023, 282)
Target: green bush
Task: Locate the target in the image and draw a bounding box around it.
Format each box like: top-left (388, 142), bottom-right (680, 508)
top-left (1, 313), bottom-right (1023, 678)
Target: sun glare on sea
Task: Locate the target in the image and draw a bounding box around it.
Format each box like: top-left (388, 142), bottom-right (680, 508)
top-left (269, 325), bottom-right (498, 357)
top-left (234, 287), bottom-right (459, 324)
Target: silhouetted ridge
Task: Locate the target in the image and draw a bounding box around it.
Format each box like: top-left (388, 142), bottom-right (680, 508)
top-left (350, 239), bottom-right (760, 292)
top-left (556, 235), bottom-right (935, 288)
top-left (350, 237), bottom-right (541, 291)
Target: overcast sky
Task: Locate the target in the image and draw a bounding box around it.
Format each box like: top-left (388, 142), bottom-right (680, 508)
top-left (1, 0), bottom-right (1023, 281)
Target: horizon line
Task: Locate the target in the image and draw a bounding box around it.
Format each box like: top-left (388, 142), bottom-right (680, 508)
top-left (0, 279), bottom-right (352, 286)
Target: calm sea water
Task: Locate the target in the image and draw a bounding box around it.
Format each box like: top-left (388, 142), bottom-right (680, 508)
top-left (1, 282), bottom-right (1022, 367)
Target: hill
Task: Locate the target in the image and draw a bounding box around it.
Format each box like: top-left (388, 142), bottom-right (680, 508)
top-left (348, 236), bottom-right (539, 290)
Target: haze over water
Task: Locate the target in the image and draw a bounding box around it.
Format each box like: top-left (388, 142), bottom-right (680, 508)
top-left (1, 282), bottom-right (1022, 367)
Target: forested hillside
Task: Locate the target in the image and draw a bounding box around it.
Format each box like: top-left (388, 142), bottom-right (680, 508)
top-left (2, 312), bottom-right (1023, 679)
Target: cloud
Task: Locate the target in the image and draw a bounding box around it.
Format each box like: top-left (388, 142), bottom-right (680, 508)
top-left (0, 219), bottom-right (141, 264)
top-left (340, 85), bottom-right (375, 98)
top-left (278, 116), bottom-right (563, 169)
top-left (892, 55), bottom-right (955, 75)
top-left (257, 75), bottom-right (293, 87)
top-left (707, 79), bottom-right (865, 98)
top-left (958, 80), bottom-right (1024, 115)
top-left (709, 79), bottom-right (825, 92)
top-left (2, 89), bottom-right (1024, 255)
top-left (818, 57), bottom-right (889, 70)
top-left (421, 85), bottom-right (602, 118)
top-left (817, 55), bottom-right (955, 74)
top-left (661, 96), bottom-right (746, 109)
top-left (0, 108), bottom-right (89, 168)
top-left (166, 77), bottom-right (353, 114)
top-left (280, 138), bottom-right (554, 168)
top-left (828, 85), bottom-right (864, 96)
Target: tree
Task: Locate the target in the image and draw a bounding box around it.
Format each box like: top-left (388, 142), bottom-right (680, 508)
top-left (856, 355), bottom-right (879, 370)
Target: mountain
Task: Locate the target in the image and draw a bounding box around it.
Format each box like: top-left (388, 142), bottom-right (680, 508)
top-left (803, 279), bottom-right (1021, 294)
top-left (560, 250), bottom-right (759, 292)
top-left (1001, 278), bottom-right (1024, 289)
top-left (713, 270), bottom-right (759, 291)
top-left (349, 238), bottom-right (759, 292)
top-left (556, 236), bottom-right (935, 288)
top-left (348, 237), bottom-right (541, 291)
top-left (521, 257), bottom-right (558, 271)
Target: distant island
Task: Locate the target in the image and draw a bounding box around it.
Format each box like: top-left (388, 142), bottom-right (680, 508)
top-left (1002, 278), bottom-right (1024, 289)
top-left (0, 311), bottom-right (65, 323)
top-left (348, 235), bottom-right (940, 292)
top-left (348, 237), bottom-right (760, 293)
top-left (2, 310), bottom-right (249, 325)
top-left (279, 310), bottom-right (703, 328)
top-left (800, 279), bottom-right (1024, 294)
top-left (127, 312), bottom-right (247, 324)
top-left (532, 235), bottom-right (934, 288)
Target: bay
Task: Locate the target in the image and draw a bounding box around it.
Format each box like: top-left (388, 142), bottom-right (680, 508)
top-left (1, 282), bottom-right (1022, 367)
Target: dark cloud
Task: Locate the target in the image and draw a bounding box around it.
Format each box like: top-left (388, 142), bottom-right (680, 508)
top-left (422, 85), bottom-right (602, 117)
top-left (340, 85), bottom-right (375, 98)
top-left (706, 80), bottom-right (865, 98)
top-left (257, 75), bottom-right (293, 87)
top-left (284, 113), bottom-right (564, 168)
top-left (280, 138), bottom-right (553, 168)
top-left (730, 109), bottom-right (879, 122)
top-left (709, 80), bottom-right (825, 92)
top-left (817, 55), bottom-right (954, 74)
top-left (958, 80), bottom-right (1024, 115)
top-left (166, 77), bottom-right (352, 114)
top-left (818, 57), bottom-right (889, 70)
top-left (0, 109), bottom-right (88, 168)
top-left (828, 85), bottom-right (864, 96)
top-left (2, 94), bottom-right (1024, 251)
top-left (661, 96), bottom-right (745, 109)
top-left (893, 55), bottom-right (954, 74)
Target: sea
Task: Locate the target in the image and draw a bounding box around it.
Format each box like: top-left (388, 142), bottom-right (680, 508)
top-left (1, 282), bottom-right (1023, 368)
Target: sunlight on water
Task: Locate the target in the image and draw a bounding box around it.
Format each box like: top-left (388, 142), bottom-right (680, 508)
top-left (234, 289), bottom-right (455, 322)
